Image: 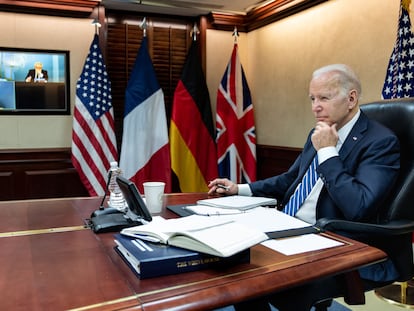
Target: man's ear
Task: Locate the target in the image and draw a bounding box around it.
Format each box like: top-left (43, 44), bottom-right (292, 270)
top-left (348, 90), bottom-right (358, 109)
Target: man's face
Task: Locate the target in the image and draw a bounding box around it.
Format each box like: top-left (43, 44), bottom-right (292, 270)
top-left (35, 63), bottom-right (42, 71)
top-left (309, 72), bottom-right (356, 130)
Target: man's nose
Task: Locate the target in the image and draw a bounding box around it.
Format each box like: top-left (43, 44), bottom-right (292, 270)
top-left (312, 101), bottom-right (321, 112)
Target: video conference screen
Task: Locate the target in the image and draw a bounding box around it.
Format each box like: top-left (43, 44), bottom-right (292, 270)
top-left (0, 47), bottom-right (70, 115)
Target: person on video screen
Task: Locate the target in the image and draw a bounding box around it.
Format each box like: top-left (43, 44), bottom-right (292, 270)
top-left (25, 61), bottom-right (48, 83)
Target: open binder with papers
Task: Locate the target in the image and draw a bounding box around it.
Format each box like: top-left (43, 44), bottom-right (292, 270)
top-left (120, 215), bottom-right (268, 257)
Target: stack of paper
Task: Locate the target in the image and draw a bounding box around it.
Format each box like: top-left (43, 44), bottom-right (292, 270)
top-left (197, 195), bottom-right (277, 211)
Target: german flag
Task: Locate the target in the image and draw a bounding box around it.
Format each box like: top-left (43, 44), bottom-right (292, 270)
top-left (170, 40), bottom-right (218, 192)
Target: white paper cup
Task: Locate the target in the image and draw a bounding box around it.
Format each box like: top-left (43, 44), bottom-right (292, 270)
top-left (143, 182), bottom-right (165, 214)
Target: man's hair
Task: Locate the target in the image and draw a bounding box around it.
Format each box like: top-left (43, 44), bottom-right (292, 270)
top-left (312, 64), bottom-right (362, 99)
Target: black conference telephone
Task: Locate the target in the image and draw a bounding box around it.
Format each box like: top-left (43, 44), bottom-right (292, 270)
top-left (89, 176), bottom-right (152, 233)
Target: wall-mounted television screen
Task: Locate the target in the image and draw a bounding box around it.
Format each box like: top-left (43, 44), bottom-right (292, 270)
top-left (0, 47), bottom-right (70, 115)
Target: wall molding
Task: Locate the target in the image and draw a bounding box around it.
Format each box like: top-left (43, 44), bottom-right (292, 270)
top-left (0, 0), bottom-right (328, 31)
top-left (0, 0), bottom-right (99, 17)
top-left (208, 0), bottom-right (328, 31)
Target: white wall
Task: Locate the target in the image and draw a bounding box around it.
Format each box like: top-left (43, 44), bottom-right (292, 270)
top-left (0, 12), bottom-right (94, 148)
top-left (207, 0), bottom-right (404, 147)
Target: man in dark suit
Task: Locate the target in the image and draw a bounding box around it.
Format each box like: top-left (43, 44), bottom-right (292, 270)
top-left (25, 61), bottom-right (48, 82)
top-left (208, 64), bottom-right (400, 310)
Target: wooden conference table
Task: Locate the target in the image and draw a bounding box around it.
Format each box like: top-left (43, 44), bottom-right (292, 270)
top-left (0, 194), bottom-right (386, 311)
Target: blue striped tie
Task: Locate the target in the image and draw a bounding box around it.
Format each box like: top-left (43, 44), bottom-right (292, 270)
top-left (283, 155), bottom-right (318, 216)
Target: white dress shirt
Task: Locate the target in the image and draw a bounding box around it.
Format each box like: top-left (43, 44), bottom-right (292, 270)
top-left (239, 110), bottom-right (361, 224)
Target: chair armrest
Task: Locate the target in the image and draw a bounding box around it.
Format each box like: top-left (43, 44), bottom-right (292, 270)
top-left (315, 218), bottom-right (414, 236)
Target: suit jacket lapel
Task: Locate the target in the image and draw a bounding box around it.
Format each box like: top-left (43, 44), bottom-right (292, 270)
top-left (338, 112), bottom-right (369, 160)
top-left (298, 134), bottom-right (317, 177)
top-left (282, 138), bottom-right (316, 204)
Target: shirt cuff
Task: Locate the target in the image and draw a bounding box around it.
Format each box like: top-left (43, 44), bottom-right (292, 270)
top-left (317, 146), bottom-right (338, 164)
top-left (238, 184), bottom-right (253, 196)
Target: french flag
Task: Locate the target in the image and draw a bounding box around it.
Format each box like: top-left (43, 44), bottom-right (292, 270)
top-left (120, 36), bottom-right (171, 193)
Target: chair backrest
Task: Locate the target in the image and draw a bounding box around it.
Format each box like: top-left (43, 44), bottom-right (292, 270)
top-left (361, 99), bottom-right (414, 222)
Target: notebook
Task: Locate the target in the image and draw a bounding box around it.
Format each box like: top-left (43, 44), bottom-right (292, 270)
top-left (196, 195), bottom-right (277, 211)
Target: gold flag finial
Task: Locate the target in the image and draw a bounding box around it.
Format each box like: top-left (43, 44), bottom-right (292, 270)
top-left (140, 17), bottom-right (147, 37)
top-left (191, 23), bottom-right (199, 41)
top-left (233, 26), bottom-right (239, 44)
top-left (91, 19), bottom-right (101, 35)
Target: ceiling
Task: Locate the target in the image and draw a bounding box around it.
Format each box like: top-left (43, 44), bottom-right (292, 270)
top-left (101, 0), bottom-right (273, 17)
top-left (0, 0), bottom-right (328, 31)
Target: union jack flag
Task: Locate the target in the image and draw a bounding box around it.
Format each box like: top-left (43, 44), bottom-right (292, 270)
top-left (216, 43), bottom-right (256, 183)
top-left (382, 0), bottom-right (414, 99)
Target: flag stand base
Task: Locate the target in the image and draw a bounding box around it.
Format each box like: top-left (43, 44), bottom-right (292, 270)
top-left (375, 280), bottom-right (414, 308)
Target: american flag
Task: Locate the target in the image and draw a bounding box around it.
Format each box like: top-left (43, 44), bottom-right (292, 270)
top-left (216, 43), bottom-right (256, 183)
top-left (71, 34), bottom-right (117, 196)
top-left (382, 0), bottom-right (414, 99)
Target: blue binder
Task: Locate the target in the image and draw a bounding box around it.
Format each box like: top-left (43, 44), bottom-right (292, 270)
top-left (114, 233), bottom-right (250, 279)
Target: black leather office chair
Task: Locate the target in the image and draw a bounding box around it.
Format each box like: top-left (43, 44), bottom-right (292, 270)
top-left (315, 99), bottom-right (414, 308)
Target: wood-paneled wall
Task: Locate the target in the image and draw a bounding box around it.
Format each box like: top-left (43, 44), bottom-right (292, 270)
top-left (0, 145), bottom-right (299, 200)
top-left (0, 149), bottom-right (88, 201)
top-left (106, 13), bottom-right (193, 149)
